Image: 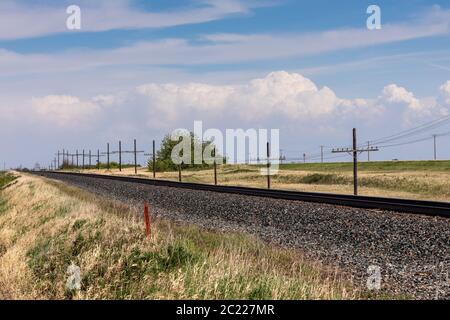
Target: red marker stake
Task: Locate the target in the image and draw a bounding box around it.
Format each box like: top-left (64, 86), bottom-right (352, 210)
top-left (144, 202), bottom-right (151, 238)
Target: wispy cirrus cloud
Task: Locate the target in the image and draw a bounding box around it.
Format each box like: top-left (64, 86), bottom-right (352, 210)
top-left (0, 0), bottom-right (271, 40)
top-left (0, 6), bottom-right (449, 77)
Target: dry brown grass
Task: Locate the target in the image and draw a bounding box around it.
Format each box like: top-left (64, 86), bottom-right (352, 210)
top-left (0, 172), bottom-right (363, 300)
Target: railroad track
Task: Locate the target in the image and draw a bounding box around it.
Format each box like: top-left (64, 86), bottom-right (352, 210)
top-left (36, 171), bottom-right (450, 218)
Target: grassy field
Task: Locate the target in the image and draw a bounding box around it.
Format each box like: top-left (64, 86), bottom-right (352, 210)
top-left (279, 160), bottom-right (450, 172)
top-left (75, 160), bottom-right (450, 202)
top-left (0, 172), bottom-right (365, 299)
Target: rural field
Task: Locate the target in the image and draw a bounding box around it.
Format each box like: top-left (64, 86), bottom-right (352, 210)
top-left (74, 160), bottom-right (450, 202)
top-left (0, 171), bottom-right (373, 300)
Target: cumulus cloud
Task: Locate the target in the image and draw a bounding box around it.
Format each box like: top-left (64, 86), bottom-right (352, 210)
top-left (439, 81), bottom-right (450, 106)
top-left (13, 72), bottom-right (449, 135)
top-left (135, 71), bottom-right (379, 126)
top-left (30, 95), bottom-right (101, 128)
top-left (376, 83), bottom-right (450, 126)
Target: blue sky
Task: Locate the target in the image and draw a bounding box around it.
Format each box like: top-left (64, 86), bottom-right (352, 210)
top-left (0, 0), bottom-right (450, 168)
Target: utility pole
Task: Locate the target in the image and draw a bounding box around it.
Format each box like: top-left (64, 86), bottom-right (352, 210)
top-left (119, 140), bottom-right (122, 171)
top-left (97, 149), bottom-right (100, 170)
top-left (303, 153), bottom-right (306, 164)
top-left (134, 139), bottom-right (137, 174)
top-left (153, 140), bottom-right (156, 178)
top-left (367, 141), bottom-right (370, 162)
top-left (107, 143), bottom-right (110, 170)
top-left (82, 150), bottom-right (85, 169)
top-left (320, 146), bottom-right (324, 163)
top-left (89, 150), bottom-right (92, 168)
top-left (76, 150), bottom-right (79, 168)
top-left (213, 147), bottom-right (217, 185)
top-left (267, 142), bottom-right (271, 189)
top-left (352, 129), bottom-right (357, 196)
top-left (332, 128), bottom-right (379, 196)
top-left (433, 134), bottom-right (437, 160)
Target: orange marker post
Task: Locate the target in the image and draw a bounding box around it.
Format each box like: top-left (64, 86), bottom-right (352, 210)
top-left (144, 202), bottom-right (151, 238)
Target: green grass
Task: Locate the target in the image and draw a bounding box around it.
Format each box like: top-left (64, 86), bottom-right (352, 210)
top-left (0, 172), bottom-right (17, 189)
top-left (0, 172), bottom-right (17, 215)
top-left (279, 160), bottom-right (450, 172)
top-left (277, 173), bottom-right (450, 197)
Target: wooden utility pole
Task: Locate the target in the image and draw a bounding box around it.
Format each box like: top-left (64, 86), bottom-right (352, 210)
top-left (119, 140), bottom-right (122, 171)
top-left (82, 150), bottom-right (85, 169)
top-left (76, 150), bottom-right (79, 168)
top-left (89, 150), bottom-right (92, 168)
top-left (321, 146), bottom-right (324, 163)
top-left (153, 140), bottom-right (156, 178)
top-left (107, 143), bottom-right (110, 170)
top-left (97, 149), bottom-right (100, 170)
top-left (367, 141), bottom-right (370, 162)
top-left (267, 142), bottom-right (271, 189)
top-left (352, 129), bottom-right (357, 196)
top-left (134, 139), bottom-right (137, 174)
top-left (433, 134), bottom-right (437, 160)
top-left (213, 147), bottom-right (217, 185)
top-left (332, 128), bottom-right (379, 196)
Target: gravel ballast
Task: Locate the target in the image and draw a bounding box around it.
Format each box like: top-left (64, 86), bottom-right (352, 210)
top-left (38, 172), bottom-right (449, 299)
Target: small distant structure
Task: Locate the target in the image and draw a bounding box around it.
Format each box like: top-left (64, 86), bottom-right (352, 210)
top-left (33, 162), bottom-right (41, 171)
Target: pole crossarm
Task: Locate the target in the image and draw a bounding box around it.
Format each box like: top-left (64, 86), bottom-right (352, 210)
top-left (331, 147), bottom-right (379, 153)
top-left (102, 150), bottom-right (145, 155)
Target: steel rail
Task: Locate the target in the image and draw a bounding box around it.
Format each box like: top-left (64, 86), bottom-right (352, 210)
top-left (36, 171), bottom-right (450, 218)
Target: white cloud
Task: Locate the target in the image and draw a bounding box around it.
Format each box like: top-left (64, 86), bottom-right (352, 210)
top-left (378, 83), bottom-right (449, 125)
top-left (1, 7), bottom-right (450, 78)
top-left (30, 95), bottom-right (101, 128)
top-left (440, 80), bottom-right (450, 106)
top-left (0, 0), bottom-right (266, 40)
top-left (380, 84), bottom-right (423, 110)
top-left (6, 72), bottom-right (449, 136)
top-left (135, 71), bottom-right (379, 126)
